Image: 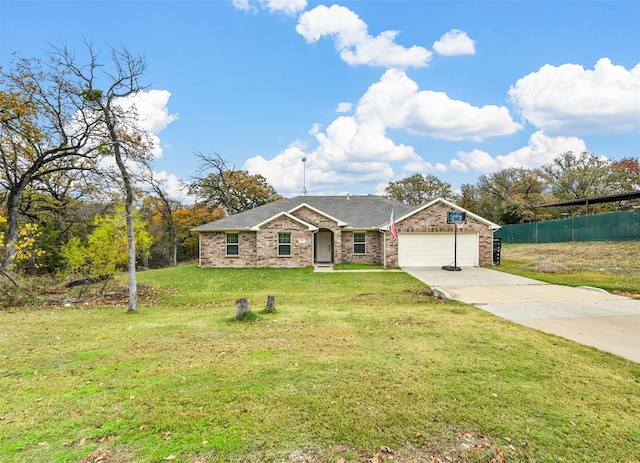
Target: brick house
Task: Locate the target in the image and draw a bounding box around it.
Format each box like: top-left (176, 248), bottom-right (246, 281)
top-left (193, 195), bottom-right (500, 268)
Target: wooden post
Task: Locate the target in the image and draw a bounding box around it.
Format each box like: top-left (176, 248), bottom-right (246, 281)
top-left (265, 295), bottom-right (275, 313)
top-left (235, 298), bottom-right (251, 320)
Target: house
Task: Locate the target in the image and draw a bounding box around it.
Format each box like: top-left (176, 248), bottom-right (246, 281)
top-left (192, 195), bottom-right (500, 268)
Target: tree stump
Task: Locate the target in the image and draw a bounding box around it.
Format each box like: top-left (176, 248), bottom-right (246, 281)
top-left (265, 295), bottom-right (275, 313)
top-left (235, 298), bottom-right (251, 320)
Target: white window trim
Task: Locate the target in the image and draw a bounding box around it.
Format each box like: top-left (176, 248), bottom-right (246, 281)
top-left (353, 232), bottom-right (366, 255)
top-left (226, 232), bottom-right (239, 257)
top-left (278, 232), bottom-right (292, 257)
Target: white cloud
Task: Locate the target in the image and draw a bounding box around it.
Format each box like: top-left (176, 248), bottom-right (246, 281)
top-left (358, 69), bottom-right (522, 141)
top-left (152, 170), bottom-right (193, 204)
top-left (266, 0), bottom-right (307, 16)
top-left (433, 29), bottom-right (476, 56)
top-left (336, 102), bottom-right (353, 113)
top-left (115, 90), bottom-right (178, 158)
top-left (242, 68), bottom-right (527, 195)
top-left (449, 158), bottom-right (469, 172)
top-left (243, 110), bottom-right (418, 195)
top-left (509, 58), bottom-right (640, 134)
top-left (116, 90), bottom-right (177, 133)
top-left (455, 131), bottom-right (587, 173)
top-left (232, 0), bottom-right (307, 16)
top-left (244, 143), bottom-right (310, 192)
top-left (296, 4), bottom-right (431, 68)
top-left (232, 0), bottom-right (253, 13)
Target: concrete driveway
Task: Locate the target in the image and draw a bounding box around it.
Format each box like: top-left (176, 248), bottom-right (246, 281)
top-left (403, 267), bottom-right (640, 363)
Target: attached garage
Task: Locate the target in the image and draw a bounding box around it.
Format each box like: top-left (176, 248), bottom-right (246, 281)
top-left (398, 232), bottom-right (479, 267)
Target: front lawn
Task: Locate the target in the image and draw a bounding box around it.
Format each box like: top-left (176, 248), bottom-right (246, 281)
top-left (0, 265), bottom-right (638, 462)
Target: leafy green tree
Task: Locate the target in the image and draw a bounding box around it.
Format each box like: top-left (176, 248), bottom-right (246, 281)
top-left (477, 167), bottom-right (547, 224)
top-left (384, 173), bottom-right (456, 205)
top-left (542, 151), bottom-right (621, 200)
top-left (0, 56), bottom-right (99, 274)
top-left (189, 152), bottom-right (282, 215)
top-left (16, 168), bottom-right (113, 274)
top-left (0, 216), bottom-right (45, 272)
top-left (541, 151), bottom-right (638, 215)
top-left (61, 208), bottom-right (151, 281)
top-left (612, 157), bottom-right (640, 191)
top-left (456, 183), bottom-right (479, 213)
top-left (173, 204), bottom-right (224, 260)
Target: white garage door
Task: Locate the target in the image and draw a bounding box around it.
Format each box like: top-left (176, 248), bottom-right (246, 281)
top-left (398, 232), bottom-right (479, 267)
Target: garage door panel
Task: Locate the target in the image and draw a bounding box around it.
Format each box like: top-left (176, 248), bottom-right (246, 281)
top-left (398, 233), bottom-right (478, 267)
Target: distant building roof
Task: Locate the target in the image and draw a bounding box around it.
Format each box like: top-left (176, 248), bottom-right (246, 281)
top-left (534, 190), bottom-right (640, 209)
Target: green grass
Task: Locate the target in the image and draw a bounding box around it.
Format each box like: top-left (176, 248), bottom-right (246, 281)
top-left (332, 263), bottom-right (385, 270)
top-left (497, 242), bottom-right (640, 296)
top-left (1, 264), bottom-right (639, 462)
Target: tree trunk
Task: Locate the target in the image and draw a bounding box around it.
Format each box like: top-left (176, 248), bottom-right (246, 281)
top-left (170, 224), bottom-right (178, 267)
top-left (265, 295), bottom-right (275, 313)
top-left (109, 123), bottom-right (137, 313)
top-left (124, 196), bottom-right (138, 312)
top-left (235, 298), bottom-right (250, 320)
top-left (2, 191), bottom-right (21, 274)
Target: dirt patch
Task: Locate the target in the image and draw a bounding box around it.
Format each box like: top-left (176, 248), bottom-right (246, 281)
top-left (41, 284), bottom-right (173, 309)
top-left (520, 261), bottom-right (572, 273)
top-left (613, 289), bottom-right (640, 299)
top-left (504, 242), bottom-right (640, 272)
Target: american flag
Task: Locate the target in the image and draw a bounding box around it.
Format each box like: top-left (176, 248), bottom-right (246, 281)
top-left (390, 209), bottom-right (398, 242)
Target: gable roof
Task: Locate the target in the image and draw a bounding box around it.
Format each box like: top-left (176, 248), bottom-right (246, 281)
top-left (192, 195), bottom-right (500, 232)
top-left (250, 211), bottom-right (318, 231)
top-left (288, 203), bottom-right (347, 227)
top-left (192, 195), bottom-right (412, 232)
top-left (390, 198), bottom-right (501, 230)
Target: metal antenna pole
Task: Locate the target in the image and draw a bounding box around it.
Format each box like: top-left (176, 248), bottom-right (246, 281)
top-left (301, 157), bottom-right (307, 196)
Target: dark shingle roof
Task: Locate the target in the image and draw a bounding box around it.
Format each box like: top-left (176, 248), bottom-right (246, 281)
top-left (192, 195), bottom-right (413, 231)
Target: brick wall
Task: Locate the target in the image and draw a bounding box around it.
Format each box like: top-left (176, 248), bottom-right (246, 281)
top-left (384, 202), bottom-right (495, 267)
top-left (291, 206), bottom-right (343, 263)
top-left (199, 231), bottom-right (257, 267)
top-left (341, 230), bottom-right (384, 265)
top-left (256, 215), bottom-right (314, 268)
top-left (199, 201), bottom-right (494, 268)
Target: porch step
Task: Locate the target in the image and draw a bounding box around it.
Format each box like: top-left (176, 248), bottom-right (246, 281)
top-left (313, 264), bottom-right (334, 272)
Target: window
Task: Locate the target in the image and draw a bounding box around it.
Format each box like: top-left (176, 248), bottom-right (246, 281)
top-left (278, 233), bottom-right (291, 256)
top-left (226, 233), bottom-right (239, 256)
top-left (353, 232), bottom-right (366, 254)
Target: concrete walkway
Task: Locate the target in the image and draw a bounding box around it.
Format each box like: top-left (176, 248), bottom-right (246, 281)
top-left (403, 267), bottom-right (640, 363)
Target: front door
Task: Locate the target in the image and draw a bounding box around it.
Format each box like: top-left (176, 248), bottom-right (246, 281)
top-left (316, 231), bottom-right (332, 263)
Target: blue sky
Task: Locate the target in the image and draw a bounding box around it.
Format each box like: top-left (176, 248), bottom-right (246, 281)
top-left (1, 0), bottom-right (639, 201)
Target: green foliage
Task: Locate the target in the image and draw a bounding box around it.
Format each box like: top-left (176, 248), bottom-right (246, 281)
top-left (61, 207), bottom-right (152, 278)
top-left (96, 140), bottom-right (112, 155)
top-left (461, 152), bottom-right (640, 224)
top-left (0, 216), bottom-right (45, 270)
top-left (81, 87), bottom-right (103, 104)
top-left (384, 173), bottom-right (456, 205)
top-left (475, 167), bottom-right (547, 224)
top-left (541, 151), bottom-right (638, 215)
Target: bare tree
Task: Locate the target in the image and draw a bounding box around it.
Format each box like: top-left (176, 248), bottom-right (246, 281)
top-left (54, 44), bottom-right (153, 312)
top-left (142, 168), bottom-right (179, 266)
top-left (189, 152), bottom-right (282, 215)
